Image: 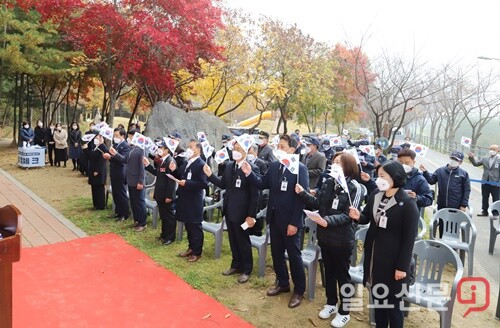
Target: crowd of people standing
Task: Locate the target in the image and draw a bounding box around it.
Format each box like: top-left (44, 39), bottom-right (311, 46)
top-left (17, 120), bottom-right (500, 328)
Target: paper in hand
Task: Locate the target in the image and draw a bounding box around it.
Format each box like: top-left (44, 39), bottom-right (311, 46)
top-left (166, 174), bottom-right (180, 183)
top-left (303, 209), bottom-right (323, 222)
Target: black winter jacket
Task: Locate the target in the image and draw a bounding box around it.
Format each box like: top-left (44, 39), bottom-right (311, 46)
top-left (299, 177), bottom-right (363, 251)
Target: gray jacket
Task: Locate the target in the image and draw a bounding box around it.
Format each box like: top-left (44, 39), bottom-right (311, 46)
top-left (114, 146), bottom-right (146, 187)
top-left (469, 154), bottom-right (500, 183)
top-left (301, 151), bottom-right (327, 187)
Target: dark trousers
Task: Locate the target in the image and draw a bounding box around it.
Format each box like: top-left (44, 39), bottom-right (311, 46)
top-left (482, 183), bottom-right (500, 213)
top-left (111, 177), bottom-right (129, 218)
top-left (321, 246), bottom-right (353, 315)
top-left (227, 219), bottom-right (253, 274)
top-left (157, 201), bottom-right (176, 241)
top-left (184, 222), bottom-right (203, 256)
top-left (372, 292), bottom-right (404, 328)
top-left (270, 221), bottom-right (306, 295)
top-left (91, 184), bottom-right (105, 210)
top-left (128, 186), bottom-right (146, 226)
top-left (48, 143), bottom-right (55, 165)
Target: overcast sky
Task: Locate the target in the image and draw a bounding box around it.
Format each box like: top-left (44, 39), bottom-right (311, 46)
top-left (225, 0), bottom-right (500, 68)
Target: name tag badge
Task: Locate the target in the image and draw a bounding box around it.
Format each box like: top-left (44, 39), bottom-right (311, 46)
top-left (495, 163), bottom-right (499, 169)
top-left (379, 216), bottom-right (388, 229)
top-left (235, 178), bottom-right (241, 188)
top-left (332, 198), bottom-right (339, 209)
top-left (281, 180), bottom-right (288, 191)
top-left (187, 171), bottom-right (192, 180)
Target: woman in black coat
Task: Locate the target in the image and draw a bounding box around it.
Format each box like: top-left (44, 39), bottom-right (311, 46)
top-left (296, 153), bottom-right (364, 327)
top-left (68, 121), bottom-right (82, 171)
top-left (83, 134), bottom-right (107, 210)
top-left (34, 120), bottom-right (47, 147)
top-left (349, 161), bottom-right (419, 328)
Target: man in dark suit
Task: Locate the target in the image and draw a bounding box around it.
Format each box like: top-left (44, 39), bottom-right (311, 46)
top-left (247, 144), bottom-right (267, 175)
top-left (172, 139), bottom-right (208, 262)
top-left (257, 131), bottom-right (276, 166)
top-left (144, 138), bottom-right (178, 245)
top-left (103, 128), bottom-right (130, 221)
top-left (204, 137), bottom-right (259, 283)
top-left (242, 134), bottom-right (309, 309)
top-left (109, 129), bottom-right (147, 231)
top-left (302, 137), bottom-right (327, 188)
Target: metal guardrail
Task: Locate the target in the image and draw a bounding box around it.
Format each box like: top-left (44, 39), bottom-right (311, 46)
top-left (414, 135), bottom-right (490, 158)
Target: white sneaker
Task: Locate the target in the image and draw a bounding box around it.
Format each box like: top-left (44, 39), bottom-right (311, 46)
top-left (331, 314), bottom-right (350, 328)
top-left (319, 304), bottom-right (337, 319)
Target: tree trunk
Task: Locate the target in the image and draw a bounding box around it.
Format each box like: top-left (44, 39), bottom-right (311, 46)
top-left (128, 92), bottom-right (143, 129)
top-left (11, 74), bottom-right (19, 146)
top-left (324, 112), bottom-right (328, 134)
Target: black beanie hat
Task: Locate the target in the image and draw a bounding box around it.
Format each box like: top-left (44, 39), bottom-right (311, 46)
top-left (379, 161), bottom-right (407, 188)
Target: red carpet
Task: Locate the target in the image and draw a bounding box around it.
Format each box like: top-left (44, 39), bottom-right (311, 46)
top-left (13, 233), bottom-right (253, 327)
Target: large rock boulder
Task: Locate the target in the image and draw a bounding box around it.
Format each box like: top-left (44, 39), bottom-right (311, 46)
top-left (144, 102), bottom-right (230, 149)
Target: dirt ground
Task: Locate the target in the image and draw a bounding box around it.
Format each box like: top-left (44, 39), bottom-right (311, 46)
top-left (0, 137), bottom-right (497, 328)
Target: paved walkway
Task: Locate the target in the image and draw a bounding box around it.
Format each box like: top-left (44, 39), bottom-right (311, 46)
top-left (0, 168), bottom-right (86, 247)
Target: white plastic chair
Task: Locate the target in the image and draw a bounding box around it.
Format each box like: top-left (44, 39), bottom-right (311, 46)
top-left (430, 208), bottom-right (477, 276)
top-left (403, 240), bottom-right (464, 328)
top-left (250, 207), bottom-right (268, 277)
top-left (286, 218), bottom-right (320, 300)
top-left (488, 200), bottom-right (500, 255)
top-left (201, 191), bottom-right (225, 259)
top-left (145, 187), bottom-right (158, 229)
top-left (417, 217), bottom-right (427, 240)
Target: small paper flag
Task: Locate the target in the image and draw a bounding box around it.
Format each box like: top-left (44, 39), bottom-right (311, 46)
top-left (460, 136), bottom-right (472, 148)
top-left (214, 148), bottom-right (230, 164)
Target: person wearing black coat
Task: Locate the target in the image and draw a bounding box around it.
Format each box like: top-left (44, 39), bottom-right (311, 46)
top-left (349, 161), bottom-right (419, 328)
top-left (103, 128), bottom-right (130, 221)
top-left (46, 123), bottom-right (56, 166)
top-left (144, 139), bottom-right (177, 245)
top-left (83, 134), bottom-right (107, 210)
top-left (68, 122), bottom-right (82, 171)
top-left (19, 122), bottom-right (34, 146)
top-left (242, 134), bottom-right (309, 309)
top-left (204, 139), bottom-right (259, 283)
top-left (110, 129), bottom-right (147, 231)
top-left (296, 153), bottom-right (364, 326)
top-left (34, 120), bottom-right (47, 147)
top-left (172, 140), bottom-right (208, 262)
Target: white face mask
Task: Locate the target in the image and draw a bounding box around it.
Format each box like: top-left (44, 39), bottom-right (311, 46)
top-left (330, 163), bottom-right (341, 173)
top-left (38, 122), bottom-right (43, 128)
top-left (72, 125), bottom-right (77, 130)
top-left (273, 149), bottom-right (287, 158)
top-left (127, 137), bottom-right (132, 144)
top-left (156, 148), bottom-right (164, 157)
top-left (93, 139), bottom-right (100, 145)
top-left (305, 147), bottom-right (311, 154)
top-left (246, 154), bottom-right (256, 162)
top-left (50, 126), bottom-right (55, 131)
top-left (489, 150), bottom-right (497, 157)
top-left (402, 164), bottom-right (413, 174)
top-left (323, 145), bottom-right (331, 151)
top-left (256, 139), bottom-right (264, 146)
top-left (57, 127), bottom-right (62, 131)
top-left (24, 125), bottom-right (29, 129)
top-left (232, 150), bottom-right (243, 161)
top-left (222, 142), bottom-right (228, 147)
top-left (90, 126), bottom-right (95, 131)
top-left (375, 177), bottom-right (391, 191)
top-left (185, 148), bottom-right (194, 159)
top-left (449, 159), bottom-right (460, 168)
top-left (113, 137), bottom-right (121, 144)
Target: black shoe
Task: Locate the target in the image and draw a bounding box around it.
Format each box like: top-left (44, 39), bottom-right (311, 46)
top-left (162, 240), bottom-right (174, 246)
top-left (477, 212), bottom-right (489, 217)
top-left (115, 217), bottom-right (126, 222)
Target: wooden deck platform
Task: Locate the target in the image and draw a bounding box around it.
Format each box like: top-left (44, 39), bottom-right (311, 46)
top-left (0, 168), bottom-right (86, 247)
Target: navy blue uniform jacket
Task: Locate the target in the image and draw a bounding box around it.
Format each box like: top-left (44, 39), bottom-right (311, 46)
top-left (173, 157), bottom-right (208, 223)
top-left (208, 161), bottom-right (259, 223)
top-left (248, 160), bottom-right (309, 232)
top-left (145, 155), bottom-right (177, 203)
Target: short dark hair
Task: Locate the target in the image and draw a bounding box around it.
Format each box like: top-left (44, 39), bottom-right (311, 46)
top-left (189, 139), bottom-right (202, 152)
top-left (117, 124), bottom-right (125, 129)
top-left (127, 129), bottom-right (138, 136)
top-left (71, 121), bottom-right (79, 130)
top-left (379, 161), bottom-right (407, 188)
top-left (340, 153), bottom-right (359, 179)
top-left (397, 148), bottom-right (416, 160)
top-left (114, 127), bottom-right (126, 137)
top-left (280, 134), bottom-right (298, 149)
